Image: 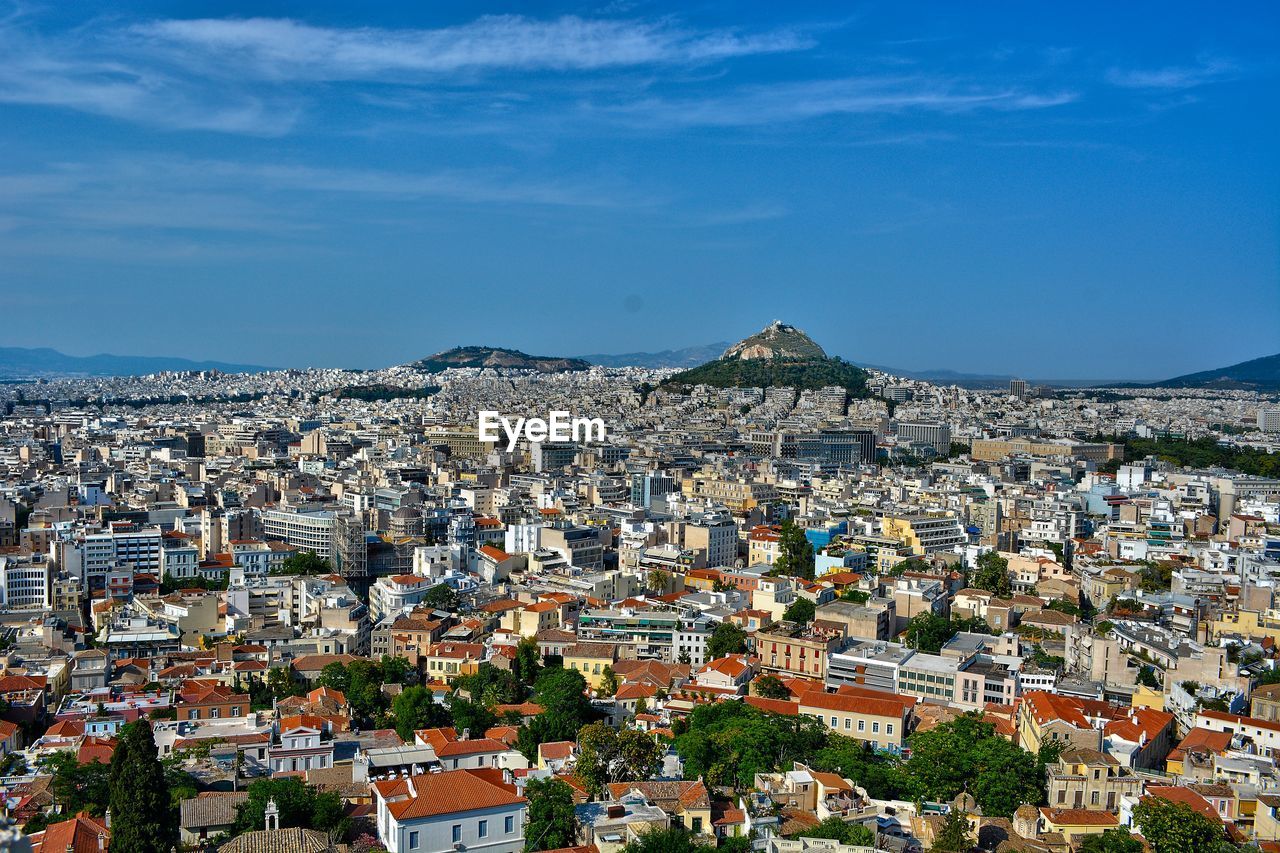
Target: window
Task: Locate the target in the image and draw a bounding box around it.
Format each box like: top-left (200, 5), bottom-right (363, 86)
top-left (408, 831), bottom-right (419, 849)
top-left (857, 720), bottom-right (865, 732)
top-left (692, 817), bottom-right (703, 833)
top-left (886, 724), bottom-right (894, 735)
top-left (505, 816), bottom-right (515, 834)
top-left (844, 718), bottom-right (851, 730)
top-left (452, 825), bottom-right (462, 843)
top-left (479, 820), bottom-right (488, 838)
top-left (872, 722), bottom-right (880, 733)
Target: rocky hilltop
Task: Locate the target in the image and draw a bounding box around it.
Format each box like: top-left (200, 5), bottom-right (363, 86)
top-left (662, 322), bottom-right (869, 394)
top-left (410, 346), bottom-right (590, 374)
top-left (722, 321), bottom-right (827, 361)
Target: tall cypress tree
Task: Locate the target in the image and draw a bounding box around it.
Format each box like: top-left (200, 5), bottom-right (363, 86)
top-left (108, 719), bottom-right (178, 853)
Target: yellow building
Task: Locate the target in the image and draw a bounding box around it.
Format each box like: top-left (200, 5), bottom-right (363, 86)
top-left (563, 641), bottom-right (619, 690)
top-left (1038, 807), bottom-right (1119, 843)
top-left (1202, 609), bottom-right (1280, 645)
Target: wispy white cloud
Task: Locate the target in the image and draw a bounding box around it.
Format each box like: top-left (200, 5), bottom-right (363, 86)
top-left (1106, 57), bottom-right (1238, 90)
top-left (599, 77), bottom-right (1077, 128)
top-left (126, 15), bottom-right (813, 80)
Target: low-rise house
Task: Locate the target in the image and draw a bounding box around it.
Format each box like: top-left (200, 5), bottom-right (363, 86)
top-left (180, 791), bottom-right (249, 847)
top-left (373, 768), bottom-right (526, 853)
top-left (268, 714), bottom-right (334, 774)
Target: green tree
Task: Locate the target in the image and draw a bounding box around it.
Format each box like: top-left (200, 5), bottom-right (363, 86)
top-left (513, 637), bottom-right (542, 688)
top-left (450, 696), bottom-right (498, 736)
top-left (812, 736), bottom-right (912, 802)
top-left (517, 667), bottom-right (594, 760)
top-left (622, 826), bottom-right (702, 853)
top-left (1132, 798), bottom-right (1232, 853)
top-left (706, 622), bottom-right (748, 659)
top-left (423, 583), bottom-right (459, 611)
top-left (236, 777), bottom-right (346, 836)
top-left (453, 663), bottom-right (522, 706)
top-left (906, 715), bottom-right (1043, 818)
top-left (575, 723), bottom-right (663, 796)
top-left (904, 611), bottom-right (954, 654)
top-left (932, 810), bottom-right (973, 853)
top-left (380, 655), bottom-right (414, 686)
top-left (1079, 829), bottom-right (1145, 853)
top-left (753, 674), bottom-right (791, 700)
top-left (783, 597), bottom-right (817, 624)
top-left (773, 520), bottom-right (816, 580)
top-left (797, 816), bottom-right (874, 845)
top-left (316, 662), bottom-right (351, 694)
top-left (971, 551), bottom-right (1011, 597)
top-left (392, 686), bottom-right (452, 742)
top-left (523, 778), bottom-right (577, 851)
top-left (108, 719), bottom-right (178, 853)
top-left (267, 665), bottom-right (304, 700)
top-left (44, 751), bottom-right (110, 816)
top-left (599, 665), bottom-right (619, 696)
top-left (273, 550), bottom-right (331, 576)
top-left (674, 700), bottom-right (828, 790)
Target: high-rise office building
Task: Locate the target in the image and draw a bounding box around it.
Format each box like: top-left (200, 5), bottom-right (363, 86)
top-left (1009, 379), bottom-right (1028, 400)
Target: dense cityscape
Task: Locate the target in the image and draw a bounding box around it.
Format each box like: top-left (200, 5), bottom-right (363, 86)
top-left (0, 320), bottom-right (1275, 853)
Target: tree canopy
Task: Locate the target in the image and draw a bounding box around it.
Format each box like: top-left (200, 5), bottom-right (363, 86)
top-left (706, 621), bottom-right (748, 659)
top-left (235, 777), bottom-right (348, 838)
top-left (773, 519), bottom-right (816, 581)
top-left (1132, 797), bottom-right (1233, 853)
top-left (523, 778), bottom-right (578, 851)
top-left (904, 714), bottom-right (1044, 817)
top-left (574, 723), bottom-right (664, 796)
top-left (108, 719), bottom-right (178, 853)
top-left (674, 699), bottom-right (828, 790)
top-left (971, 551), bottom-right (1012, 597)
top-left (782, 597), bottom-right (817, 624)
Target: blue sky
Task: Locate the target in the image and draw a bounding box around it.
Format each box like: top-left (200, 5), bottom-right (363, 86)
top-left (1, 1), bottom-right (1276, 378)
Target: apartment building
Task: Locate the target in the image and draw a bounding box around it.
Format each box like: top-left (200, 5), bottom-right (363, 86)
top-left (261, 508), bottom-right (335, 560)
top-left (756, 624), bottom-right (842, 680)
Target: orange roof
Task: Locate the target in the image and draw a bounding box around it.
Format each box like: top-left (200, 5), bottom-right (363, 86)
top-left (77, 736), bottom-right (116, 766)
top-left (1105, 707), bottom-right (1174, 743)
top-left (372, 768), bottom-right (524, 820)
top-left (744, 696), bottom-right (800, 716)
top-left (30, 814), bottom-right (110, 853)
top-left (1039, 807), bottom-right (1119, 827)
top-left (480, 545), bottom-right (511, 561)
top-left (797, 689), bottom-right (913, 719)
top-left (1144, 786), bottom-right (1222, 824)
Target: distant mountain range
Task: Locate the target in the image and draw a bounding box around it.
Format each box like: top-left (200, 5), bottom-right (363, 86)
top-left (1146, 352), bottom-right (1280, 391)
top-left (408, 346), bottom-right (590, 374)
top-left (0, 347), bottom-right (272, 379)
top-left (578, 342), bottom-right (732, 369)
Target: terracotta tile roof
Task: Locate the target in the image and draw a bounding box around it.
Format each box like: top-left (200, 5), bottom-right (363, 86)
top-left (797, 689), bottom-right (914, 720)
top-left (538, 741), bottom-right (575, 761)
top-left (744, 696), bottom-right (800, 716)
top-left (372, 768), bottom-right (524, 820)
top-left (180, 791), bottom-right (249, 829)
top-left (216, 826), bottom-right (333, 853)
top-left (77, 736), bottom-right (115, 765)
top-left (1144, 785), bottom-right (1223, 824)
top-left (290, 654), bottom-right (361, 672)
top-left (29, 814), bottom-right (110, 853)
top-left (1039, 808), bottom-right (1119, 827)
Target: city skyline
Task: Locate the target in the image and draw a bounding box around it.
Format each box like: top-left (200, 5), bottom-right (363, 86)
top-left (2, 1), bottom-right (1277, 377)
